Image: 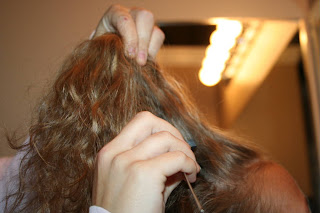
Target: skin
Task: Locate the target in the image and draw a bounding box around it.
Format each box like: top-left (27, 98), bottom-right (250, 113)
top-left (93, 4), bottom-right (165, 65)
top-left (92, 111), bottom-right (200, 213)
top-left (259, 163), bottom-right (310, 213)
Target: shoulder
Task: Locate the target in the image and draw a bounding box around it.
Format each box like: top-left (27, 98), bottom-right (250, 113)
top-left (0, 156), bottom-right (16, 210)
top-left (0, 157), bottom-right (13, 179)
top-left (0, 139), bottom-right (29, 210)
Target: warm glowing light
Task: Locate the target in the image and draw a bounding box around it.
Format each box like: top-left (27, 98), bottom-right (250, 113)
top-left (212, 19), bottom-right (243, 39)
top-left (223, 66), bottom-right (237, 79)
top-left (199, 68), bottom-right (222, 87)
top-left (201, 58), bottom-right (226, 73)
top-left (204, 46), bottom-right (231, 65)
top-left (243, 28), bottom-right (256, 41)
top-left (199, 19), bottom-right (243, 87)
top-left (210, 32), bottom-right (236, 45)
top-left (209, 34), bottom-right (236, 52)
top-left (230, 55), bottom-right (242, 66)
top-left (299, 30), bottom-right (308, 45)
top-left (207, 17), bottom-right (216, 25)
top-left (236, 43), bottom-right (247, 55)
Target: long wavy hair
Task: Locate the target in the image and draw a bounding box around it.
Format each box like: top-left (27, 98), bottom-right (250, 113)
top-left (5, 33), bottom-right (269, 212)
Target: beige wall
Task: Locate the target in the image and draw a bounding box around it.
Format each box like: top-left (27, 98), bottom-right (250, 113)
top-left (0, 1), bottom-right (106, 156)
top-left (228, 60), bottom-right (312, 196)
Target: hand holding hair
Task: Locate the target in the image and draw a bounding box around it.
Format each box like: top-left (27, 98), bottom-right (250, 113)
top-left (92, 111), bottom-right (201, 213)
top-left (93, 4), bottom-right (165, 65)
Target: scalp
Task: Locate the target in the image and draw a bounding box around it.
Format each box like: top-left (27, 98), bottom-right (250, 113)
top-left (252, 162), bottom-right (310, 213)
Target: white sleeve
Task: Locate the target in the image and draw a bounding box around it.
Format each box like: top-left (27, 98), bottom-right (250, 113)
top-left (89, 30), bottom-right (96, 40)
top-left (89, 206), bottom-right (111, 213)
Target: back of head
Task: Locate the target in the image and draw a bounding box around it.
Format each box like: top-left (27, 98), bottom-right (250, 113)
top-left (6, 33), bottom-right (207, 212)
top-left (5, 33), bottom-right (307, 213)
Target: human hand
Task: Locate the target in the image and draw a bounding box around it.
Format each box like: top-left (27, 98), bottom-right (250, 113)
top-left (93, 5), bottom-right (165, 65)
top-left (92, 111), bottom-right (200, 213)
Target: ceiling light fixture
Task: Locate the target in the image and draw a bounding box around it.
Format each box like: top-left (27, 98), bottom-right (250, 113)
top-left (199, 19), bottom-right (260, 87)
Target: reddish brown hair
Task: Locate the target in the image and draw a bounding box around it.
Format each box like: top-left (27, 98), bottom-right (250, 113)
top-left (5, 33), bottom-right (272, 212)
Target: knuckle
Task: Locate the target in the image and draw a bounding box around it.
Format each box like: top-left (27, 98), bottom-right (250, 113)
top-left (129, 162), bottom-right (147, 179)
top-left (109, 4), bottom-right (122, 12)
top-left (154, 27), bottom-right (165, 41)
top-left (155, 131), bottom-right (173, 141)
top-left (182, 140), bottom-right (192, 150)
top-left (135, 111), bottom-right (154, 120)
top-left (137, 9), bottom-right (154, 22)
top-left (130, 161), bottom-right (142, 172)
top-left (96, 145), bottom-right (111, 163)
top-left (111, 154), bottom-right (128, 170)
top-left (175, 151), bottom-right (188, 162)
top-left (126, 38), bottom-right (138, 46)
top-left (96, 151), bottom-right (105, 164)
top-left (116, 14), bottom-right (132, 28)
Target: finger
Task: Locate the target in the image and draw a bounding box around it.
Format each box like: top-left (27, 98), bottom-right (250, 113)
top-left (163, 175), bottom-right (183, 203)
top-left (98, 112), bottom-right (185, 169)
top-left (130, 8), bottom-right (155, 65)
top-left (138, 151), bottom-right (199, 183)
top-left (109, 111), bottom-right (184, 152)
top-left (95, 4), bottom-right (138, 57)
top-left (122, 131), bottom-right (198, 167)
top-left (125, 151), bottom-right (199, 202)
top-left (148, 26), bottom-right (165, 59)
top-left (93, 4), bottom-right (124, 37)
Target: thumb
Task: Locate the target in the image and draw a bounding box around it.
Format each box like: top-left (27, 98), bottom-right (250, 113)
top-left (163, 173), bottom-right (184, 203)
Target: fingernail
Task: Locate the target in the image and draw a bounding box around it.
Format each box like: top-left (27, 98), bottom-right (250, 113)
top-left (127, 47), bottom-right (136, 58)
top-left (189, 174), bottom-right (197, 183)
top-left (197, 164), bottom-right (201, 172)
top-left (138, 51), bottom-right (146, 63)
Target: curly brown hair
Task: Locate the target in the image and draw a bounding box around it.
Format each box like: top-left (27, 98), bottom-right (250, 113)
top-left (5, 33), bottom-right (273, 212)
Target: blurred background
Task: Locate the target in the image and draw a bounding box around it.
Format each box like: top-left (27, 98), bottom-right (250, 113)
top-left (0, 0), bottom-right (319, 211)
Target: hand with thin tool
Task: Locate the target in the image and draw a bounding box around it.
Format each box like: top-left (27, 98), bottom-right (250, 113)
top-left (92, 112), bottom-right (201, 213)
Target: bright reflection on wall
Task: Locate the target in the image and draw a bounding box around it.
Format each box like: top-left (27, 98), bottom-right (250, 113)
top-left (199, 19), bottom-right (243, 86)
